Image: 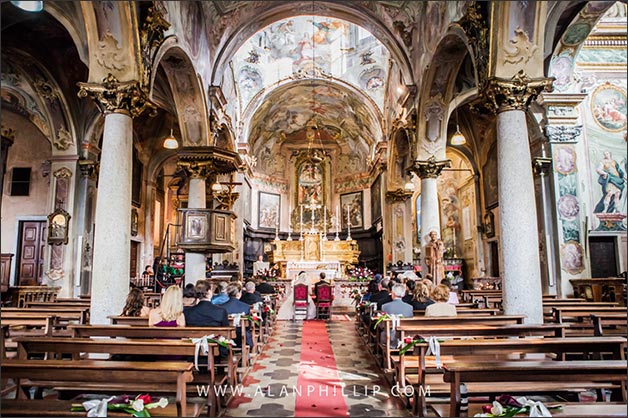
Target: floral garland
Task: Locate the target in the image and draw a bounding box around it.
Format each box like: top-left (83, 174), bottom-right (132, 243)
top-left (475, 395), bottom-right (561, 417)
top-left (241, 314), bottom-right (262, 326)
top-left (72, 394), bottom-right (168, 417)
top-left (254, 267), bottom-right (279, 282)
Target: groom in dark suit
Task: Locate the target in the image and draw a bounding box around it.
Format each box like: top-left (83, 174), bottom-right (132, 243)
top-left (184, 280), bottom-right (229, 327)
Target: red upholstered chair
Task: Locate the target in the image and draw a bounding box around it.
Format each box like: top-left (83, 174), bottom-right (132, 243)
top-left (315, 284), bottom-right (333, 320)
top-left (293, 283), bottom-right (309, 321)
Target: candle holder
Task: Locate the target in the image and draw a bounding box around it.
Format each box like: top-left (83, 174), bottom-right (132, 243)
top-left (346, 222), bottom-right (352, 241)
top-left (275, 225), bottom-right (280, 241)
top-left (287, 230), bottom-right (293, 241)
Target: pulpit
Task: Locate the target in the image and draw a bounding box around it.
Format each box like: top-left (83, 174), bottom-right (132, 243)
top-left (269, 233), bottom-right (360, 280)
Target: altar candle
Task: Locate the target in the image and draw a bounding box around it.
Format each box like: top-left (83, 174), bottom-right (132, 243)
top-left (323, 206), bottom-right (327, 235)
top-left (346, 205), bottom-right (350, 227)
top-left (288, 203), bottom-right (292, 232)
top-left (300, 204), bottom-right (303, 232)
top-left (336, 205), bottom-right (339, 230)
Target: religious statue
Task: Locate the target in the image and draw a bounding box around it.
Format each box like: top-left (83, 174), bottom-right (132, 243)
top-left (425, 230), bottom-right (446, 284)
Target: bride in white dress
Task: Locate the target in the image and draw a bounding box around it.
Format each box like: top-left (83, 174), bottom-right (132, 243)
top-left (276, 271), bottom-right (317, 320)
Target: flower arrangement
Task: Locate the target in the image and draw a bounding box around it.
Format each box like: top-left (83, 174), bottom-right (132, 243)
top-left (474, 395), bottom-right (561, 417)
top-left (254, 267), bottom-right (278, 282)
top-left (72, 394), bottom-right (168, 417)
top-left (347, 266), bottom-right (374, 282)
top-left (351, 288), bottom-right (363, 305)
top-left (263, 305), bottom-right (275, 315)
top-left (241, 314), bottom-right (262, 326)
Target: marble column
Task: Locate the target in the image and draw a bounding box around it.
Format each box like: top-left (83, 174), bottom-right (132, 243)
top-left (486, 72), bottom-right (553, 324)
top-left (534, 155), bottom-right (558, 295)
top-left (185, 173), bottom-right (208, 283)
top-left (409, 157), bottom-right (450, 278)
top-left (78, 74), bottom-right (156, 324)
top-left (76, 159), bottom-right (98, 297)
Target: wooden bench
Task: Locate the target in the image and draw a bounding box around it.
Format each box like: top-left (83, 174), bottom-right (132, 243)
top-left (432, 402), bottom-right (627, 417)
top-left (14, 337), bottom-right (231, 416)
top-left (25, 301), bottom-right (91, 309)
top-left (552, 307), bottom-right (628, 326)
top-left (443, 360), bottom-right (627, 417)
top-left (108, 315), bottom-right (149, 326)
top-left (377, 315), bottom-right (526, 370)
top-left (398, 336), bottom-right (627, 415)
top-left (3, 308), bottom-right (88, 325)
top-left (2, 359), bottom-right (195, 416)
top-left (591, 313), bottom-right (628, 337)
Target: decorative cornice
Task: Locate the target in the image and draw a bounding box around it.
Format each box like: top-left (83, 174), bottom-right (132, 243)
top-left (483, 70), bottom-right (554, 114)
top-left (533, 157), bottom-right (552, 176)
top-left (177, 146), bottom-right (243, 179)
top-left (407, 156), bottom-right (451, 179)
top-left (545, 125), bottom-right (582, 144)
top-left (53, 167), bottom-right (72, 179)
top-left (385, 189), bottom-right (413, 203)
top-left (1, 126), bottom-right (16, 141)
top-left (77, 73), bottom-right (157, 118)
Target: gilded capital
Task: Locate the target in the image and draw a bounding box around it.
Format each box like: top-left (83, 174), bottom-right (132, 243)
top-left (385, 189), bottom-right (414, 203)
top-left (484, 70), bottom-right (554, 114)
top-left (532, 157), bottom-right (552, 176)
top-left (177, 160), bottom-right (215, 179)
top-left (78, 159), bottom-right (99, 179)
top-left (407, 156), bottom-right (451, 179)
top-left (77, 73), bottom-right (157, 118)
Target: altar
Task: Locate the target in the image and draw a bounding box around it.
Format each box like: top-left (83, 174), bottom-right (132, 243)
top-left (268, 232), bottom-right (360, 280)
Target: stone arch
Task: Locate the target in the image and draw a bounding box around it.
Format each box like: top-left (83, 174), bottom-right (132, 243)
top-left (546, 1), bottom-right (618, 93)
top-left (210, 2), bottom-right (414, 88)
top-left (152, 44), bottom-right (209, 147)
top-left (1, 50), bottom-right (78, 157)
top-left (417, 29), bottom-right (476, 160)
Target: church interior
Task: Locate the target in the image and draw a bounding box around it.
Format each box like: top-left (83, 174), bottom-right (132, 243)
top-left (1, 1), bottom-right (627, 417)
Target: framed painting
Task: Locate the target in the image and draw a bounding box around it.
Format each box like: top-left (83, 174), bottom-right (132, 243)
top-left (483, 144), bottom-right (498, 210)
top-left (340, 191), bottom-right (363, 229)
top-left (370, 175), bottom-right (382, 223)
top-left (258, 192), bottom-right (280, 229)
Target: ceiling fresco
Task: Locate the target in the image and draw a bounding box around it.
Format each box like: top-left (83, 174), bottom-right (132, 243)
top-left (248, 80), bottom-right (381, 172)
top-left (231, 15), bottom-right (389, 112)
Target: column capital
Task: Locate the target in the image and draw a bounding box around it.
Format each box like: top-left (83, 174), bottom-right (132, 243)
top-left (177, 160), bottom-right (215, 179)
top-left (77, 74), bottom-right (157, 118)
top-left (545, 125), bottom-right (582, 144)
top-left (407, 156), bottom-right (451, 179)
top-left (484, 70), bottom-right (554, 114)
top-left (385, 189), bottom-right (414, 203)
top-left (532, 157), bottom-right (552, 176)
top-left (78, 159), bottom-right (99, 179)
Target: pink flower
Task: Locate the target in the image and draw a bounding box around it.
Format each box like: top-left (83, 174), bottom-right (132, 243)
top-left (136, 394), bottom-right (151, 404)
top-left (404, 337), bottom-right (413, 344)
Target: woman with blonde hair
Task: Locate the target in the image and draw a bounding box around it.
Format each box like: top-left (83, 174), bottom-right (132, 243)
top-left (410, 281), bottom-right (435, 311)
top-left (121, 288), bottom-right (151, 317)
top-left (425, 284), bottom-right (457, 317)
top-left (149, 285), bottom-right (185, 326)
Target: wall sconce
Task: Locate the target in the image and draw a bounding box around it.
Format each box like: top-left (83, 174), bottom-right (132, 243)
top-left (162, 128), bottom-right (179, 150)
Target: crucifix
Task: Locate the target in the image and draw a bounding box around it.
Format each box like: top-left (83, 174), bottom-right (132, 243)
top-left (304, 199), bottom-right (321, 233)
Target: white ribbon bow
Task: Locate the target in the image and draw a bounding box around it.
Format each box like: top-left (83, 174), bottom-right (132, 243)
top-left (390, 314), bottom-right (402, 332)
top-left (517, 397), bottom-right (552, 417)
top-left (426, 336), bottom-right (442, 369)
top-left (82, 397), bottom-right (114, 417)
top-left (191, 335), bottom-right (213, 371)
top-left (233, 313), bottom-right (242, 327)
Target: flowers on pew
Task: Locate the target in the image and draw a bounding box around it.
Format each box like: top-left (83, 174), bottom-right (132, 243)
top-left (72, 394), bottom-right (168, 417)
top-left (263, 305), bottom-right (275, 315)
top-left (474, 395), bottom-right (559, 417)
top-left (241, 314), bottom-right (262, 326)
top-left (347, 266), bottom-right (374, 282)
top-left (191, 334), bottom-right (236, 370)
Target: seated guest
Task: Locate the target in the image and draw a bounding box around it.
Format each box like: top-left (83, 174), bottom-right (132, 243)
top-left (240, 281), bottom-right (262, 305)
top-left (441, 278), bottom-right (460, 305)
top-left (182, 283), bottom-right (198, 309)
top-left (370, 278), bottom-right (392, 310)
top-left (402, 280), bottom-right (416, 305)
top-left (211, 281), bottom-right (229, 305)
top-left (313, 272), bottom-right (332, 301)
top-left (425, 284), bottom-right (457, 317)
top-left (410, 281), bottom-right (435, 310)
top-left (362, 280), bottom-right (379, 302)
top-left (121, 288), bottom-right (151, 317)
top-left (222, 283), bottom-right (254, 348)
top-left (149, 285), bottom-right (185, 326)
top-left (221, 283), bottom-right (251, 315)
top-left (255, 277), bottom-right (276, 295)
top-left (382, 284), bottom-right (414, 318)
top-left (184, 280), bottom-right (229, 327)
top-left (230, 272), bottom-right (243, 283)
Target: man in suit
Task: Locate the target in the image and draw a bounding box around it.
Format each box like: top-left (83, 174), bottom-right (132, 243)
top-left (313, 272), bottom-right (331, 301)
top-left (240, 281), bottom-right (262, 305)
top-left (222, 283), bottom-right (253, 349)
top-left (184, 280), bottom-right (229, 327)
top-left (382, 284), bottom-right (414, 318)
top-left (370, 277), bottom-right (392, 310)
top-left (255, 279), bottom-right (276, 295)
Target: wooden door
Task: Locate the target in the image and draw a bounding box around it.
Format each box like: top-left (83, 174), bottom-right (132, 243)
top-left (17, 221), bottom-right (46, 285)
top-left (130, 241), bottom-right (139, 279)
top-left (490, 241), bottom-right (500, 278)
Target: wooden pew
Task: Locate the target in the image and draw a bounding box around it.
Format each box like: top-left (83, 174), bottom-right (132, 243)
top-left (443, 360), bottom-right (627, 417)
top-left (25, 302), bottom-right (91, 309)
top-left (376, 315), bottom-right (526, 370)
top-left (399, 336), bottom-right (627, 415)
top-left (3, 308), bottom-right (88, 325)
top-left (591, 313), bottom-right (628, 337)
top-left (553, 307), bottom-right (628, 325)
top-left (108, 315), bottom-right (149, 326)
top-left (432, 402), bottom-right (627, 417)
top-left (2, 360), bottom-right (195, 417)
top-left (14, 337), bottom-right (231, 416)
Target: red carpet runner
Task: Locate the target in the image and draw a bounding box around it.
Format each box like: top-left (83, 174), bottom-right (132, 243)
top-left (295, 321), bottom-right (349, 417)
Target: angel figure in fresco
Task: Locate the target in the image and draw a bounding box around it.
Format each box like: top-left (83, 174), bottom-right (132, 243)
top-left (594, 151), bottom-right (626, 214)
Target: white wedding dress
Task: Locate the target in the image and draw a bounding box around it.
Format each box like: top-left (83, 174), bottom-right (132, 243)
top-left (276, 273), bottom-right (317, 320)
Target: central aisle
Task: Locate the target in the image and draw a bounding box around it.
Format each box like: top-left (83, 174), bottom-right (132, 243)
top-left (225, 319), bottom-right (409, 417)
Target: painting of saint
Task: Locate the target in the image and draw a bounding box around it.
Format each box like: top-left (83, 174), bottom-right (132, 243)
top-left (593, 151), bottom-right (626, 214)
top-left (259, 192), bottom-right (280, 229)
top-left (341, 192), bottom-right (363, 229)
top-left (298, 161), bottom-right (323, 206)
